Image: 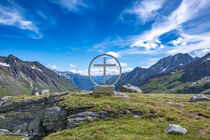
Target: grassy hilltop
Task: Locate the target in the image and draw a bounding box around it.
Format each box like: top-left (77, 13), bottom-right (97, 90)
top-left (0, 93), bottom-right (209, 140)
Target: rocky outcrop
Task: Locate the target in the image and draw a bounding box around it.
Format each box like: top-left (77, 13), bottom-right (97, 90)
top-left (119, 84), bottom-right (142, 93)
top-left (0, 92), bottom-right (70, 137)
top-left (67, 111), bottom-right (108, 129)
top-left (0, 92), bottom-right (146, 139)
top-left (189, 94), bottom-right (210, 102)
top-left (0, 92), bottom-right (118, 139)
top-left (165, 124), bottom-right (187, 135)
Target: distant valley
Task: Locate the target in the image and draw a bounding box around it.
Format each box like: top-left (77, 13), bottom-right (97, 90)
top-left (56, 71), bottom-right (113, 90)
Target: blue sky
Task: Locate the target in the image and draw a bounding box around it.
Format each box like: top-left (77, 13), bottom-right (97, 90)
top-left (0, 0), bottom-right (210, 75)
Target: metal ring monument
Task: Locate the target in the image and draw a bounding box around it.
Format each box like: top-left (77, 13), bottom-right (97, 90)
top-left (88, 54), bottom-right (122, 95)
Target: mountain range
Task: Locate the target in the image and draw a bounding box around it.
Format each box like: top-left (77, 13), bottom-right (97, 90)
top-left (108, 53), bottom-right (195, 89)
top-left (0, 55), bottom-right (77, 97)
top-left (140, 53), bottom-right (210, 94)
top-left (0, 53), bottom-right (209, 97)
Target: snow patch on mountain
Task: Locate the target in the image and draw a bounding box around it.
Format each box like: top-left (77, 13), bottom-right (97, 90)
top-left (0, 62), bottom-right (10, 67)
top-left (31, 65), bottom-right (42, 72)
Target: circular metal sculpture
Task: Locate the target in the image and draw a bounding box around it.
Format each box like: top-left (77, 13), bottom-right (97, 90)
top-left (88, 54), bottom-right (122, 86)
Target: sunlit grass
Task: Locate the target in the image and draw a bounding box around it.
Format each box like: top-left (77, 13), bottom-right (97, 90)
top-left (1, 93), bottom-right (209, 140)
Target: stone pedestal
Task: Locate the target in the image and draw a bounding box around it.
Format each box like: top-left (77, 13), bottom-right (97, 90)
top-left (94, 85), bottom-right (115, 95)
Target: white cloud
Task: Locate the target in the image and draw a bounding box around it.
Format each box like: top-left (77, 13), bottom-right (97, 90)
top-left (0, 4), bottom-right (41, 37)
top-left (120, 62), bottom-right (127, 67)
top-left (192, 49), bottom-right (210, 57)
top-left (69, 67), bottom-right (133, 76)
top-left (167, 33), bottom-right (210, 55)
top-left (50, 0), bottom-right (88, 13)
top-left (106, 51), bottom-right (120, 58)
top-left (123, 0), bottom-right (165, 23)
top-left (160, 44), bottom-right (165, 49)
top-left (130, 0), bottom-right (210, 55)
top-left (70, 64), bottom-right (76, 68)
top-left (171, 37), bottom-right (186, 46)
top-left (89, 36), bottom-right (131, 53)
top-left (118, 48), bottom-right (159, 55)
top-left (51, 65), bottom-right (57, 69)
top-left (107, 58), bottom-right (128, 68)
top-left (131, 40), bottom-right (150, 49)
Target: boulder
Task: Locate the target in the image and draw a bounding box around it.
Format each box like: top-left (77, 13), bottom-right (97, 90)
top-left (165, 124), bottom-right (187, 135)
top-left (119, 84), bottom-right (142, 93)
top-left (114, 91), bottom-right (130, 98)
top-left (189, 94), bottom-right (210, 102)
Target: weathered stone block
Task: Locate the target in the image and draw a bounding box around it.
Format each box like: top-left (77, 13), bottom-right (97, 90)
top-left (94, 85), bottom-right (115, 95)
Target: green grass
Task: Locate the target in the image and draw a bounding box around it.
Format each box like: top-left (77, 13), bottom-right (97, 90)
top-left (0, 134), bottom-right (24, 140)
top-left (1, 93), bottom-right (210, 140)
top-left (45, 93), bottom-right (209, 140)
top-left (202, 88), bottom-right (210, 94)
top-left (44, 117), bottom-right (209, 140)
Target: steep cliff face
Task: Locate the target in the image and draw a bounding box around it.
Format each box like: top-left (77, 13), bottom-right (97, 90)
top-left (0, 55), bottom-right (77, 97)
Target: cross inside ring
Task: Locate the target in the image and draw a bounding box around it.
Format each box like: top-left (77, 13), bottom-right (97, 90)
top-left (88, 54), bottom-right (122, 86)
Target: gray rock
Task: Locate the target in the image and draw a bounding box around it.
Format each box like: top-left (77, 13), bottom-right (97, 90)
top-left (22, 137), bottom-right (30, 140)
top-left (12, 122), bottom-right (28, 133)
top-left (21, 133), bottom-right (40, 140)
top-left (114, 91), bottom-right (130, 98)
top-left (189, 94), bottom-right (210, 102)
top-left (67, 111), bottom-right (107, 129)
top-left (0, 97), bottom-right (47, 113)
top-left (0, 96), bottom-right (12, 106)
top-left (49, 91), bottom-right (70, 98)
top-left (1, 96), bottom-right (12, 101)
top-left (165, 124), bottom-right (187, 135)
top-left (78, 91), bottom-right (93, 95)
top-left (119, 84), bottom-right (142, 93)
top-left (0, 92), bottom-right (73, 137)
top-left (27, 117), bottom-right (40, 133)
top-left (0, 129), bottom-right (10, 134)
top-left (0, 129), bottom-right (28, 136)
top-left (96, 111), bottom-right (108, 119)
top-left (42, 106), bottom-right (67, 132)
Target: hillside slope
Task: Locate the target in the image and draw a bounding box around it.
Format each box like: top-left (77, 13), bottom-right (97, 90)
top-left (0, 55), bottom-right (77, 97)
top-left (141, 53), bottom-right (210, 94)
